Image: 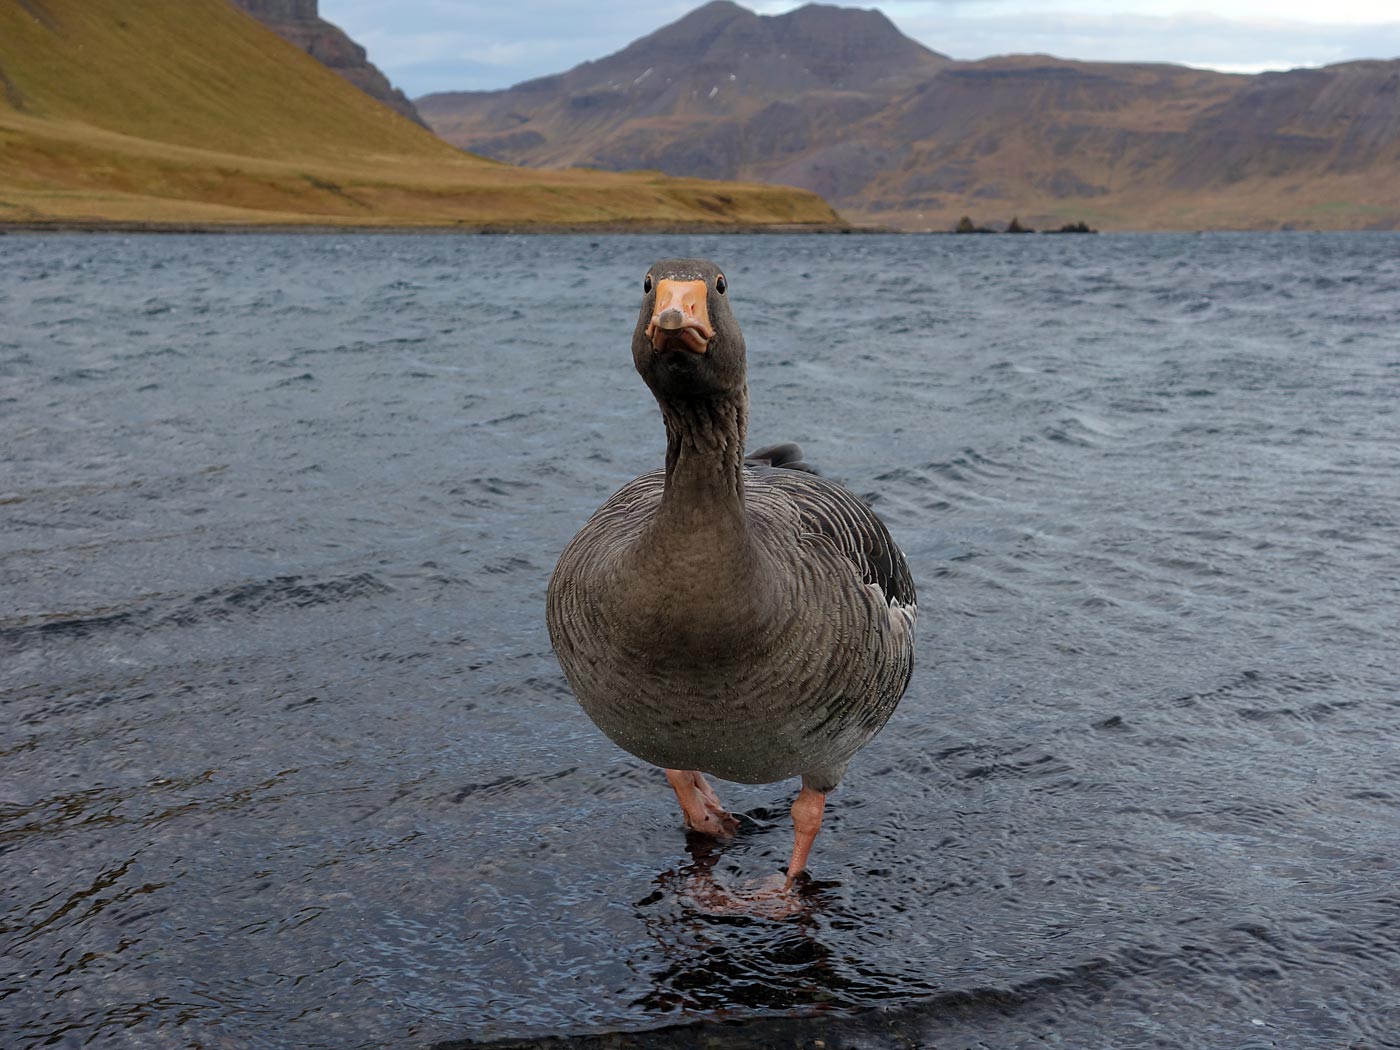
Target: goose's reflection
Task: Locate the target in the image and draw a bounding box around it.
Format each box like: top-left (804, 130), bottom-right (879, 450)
top-left (630, 823), bottom-right (895, 1014)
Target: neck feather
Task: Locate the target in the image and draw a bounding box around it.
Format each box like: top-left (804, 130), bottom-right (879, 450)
top-left (631, 386), bottom-right (775, 648)
top-left (656, 387), bottom-right (748, 526)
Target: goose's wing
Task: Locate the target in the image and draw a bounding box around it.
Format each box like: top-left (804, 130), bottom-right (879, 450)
top-left (745, 442), bottom-right (820, 476)
top-left (749, 463), bottom-right (917, 613)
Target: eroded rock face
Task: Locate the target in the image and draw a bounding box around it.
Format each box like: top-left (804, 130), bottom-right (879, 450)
top-left (229, 0), bottom-right (425, 127)
top-left (234, 0), bottom-right (319, 18)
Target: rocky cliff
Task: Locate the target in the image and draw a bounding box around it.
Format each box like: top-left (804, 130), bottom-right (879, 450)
top-left (229, 0), bottom-right (426, 126)
top-left (418, 1), bottom-right (1400, 230)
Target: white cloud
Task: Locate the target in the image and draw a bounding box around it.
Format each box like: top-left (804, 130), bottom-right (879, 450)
top-left (882, 0), bottom-right (1399, 20)
top-left (896, 10), bottom-right (1400, 71)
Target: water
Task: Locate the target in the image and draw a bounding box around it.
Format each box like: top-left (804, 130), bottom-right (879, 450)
top-left (2, 232), bottom-right (1398, 1049)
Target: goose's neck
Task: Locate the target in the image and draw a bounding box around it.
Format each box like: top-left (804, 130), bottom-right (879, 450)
top-left (634, 387), bottom-right (773, 650)
top-left (655, 388), bottom-right (748, 531)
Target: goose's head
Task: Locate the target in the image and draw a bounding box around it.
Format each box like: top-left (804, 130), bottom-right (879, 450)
top-left (632, 258), bottom-right (746, 401)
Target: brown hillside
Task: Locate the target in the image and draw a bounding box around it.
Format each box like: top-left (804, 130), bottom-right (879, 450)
top-left (0, 0), bottom-right (839, 229)
top-left (419, 3), bottom-right (1400, 231)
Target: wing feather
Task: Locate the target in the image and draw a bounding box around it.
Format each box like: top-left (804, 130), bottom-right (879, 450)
top-left (748, 466), bottom-right (917, 611)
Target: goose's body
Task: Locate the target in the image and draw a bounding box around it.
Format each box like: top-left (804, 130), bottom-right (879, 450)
top-left (551, 462), bottom-right (915, 789)
top-left (546, 259), bottom-right (916, 883)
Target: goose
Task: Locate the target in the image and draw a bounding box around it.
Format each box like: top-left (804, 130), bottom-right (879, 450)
top-left (546, 258), bottom-right (916, 889)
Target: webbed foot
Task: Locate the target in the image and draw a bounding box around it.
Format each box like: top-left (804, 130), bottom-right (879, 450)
top-left (664, 768), bottom-right (740, 838)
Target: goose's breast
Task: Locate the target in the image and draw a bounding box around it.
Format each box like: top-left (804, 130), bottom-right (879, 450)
top-left (554, 543), bottom-right (904, 783)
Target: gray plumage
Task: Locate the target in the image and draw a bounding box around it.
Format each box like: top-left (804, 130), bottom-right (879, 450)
top-left (546, 259), bottom-right (916, 805)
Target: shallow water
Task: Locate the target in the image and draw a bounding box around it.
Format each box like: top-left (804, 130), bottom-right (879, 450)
top-left (2, 232), bottom-right (1399, 1049)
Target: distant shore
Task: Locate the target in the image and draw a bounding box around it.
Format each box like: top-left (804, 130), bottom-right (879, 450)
top-left (7, 220), bottom-right (1390, 236)
top-left (0, 219), bottom-right (880, 236)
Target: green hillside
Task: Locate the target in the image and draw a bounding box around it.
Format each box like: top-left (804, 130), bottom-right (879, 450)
top-left (0, 0), bottom-right (839, 228)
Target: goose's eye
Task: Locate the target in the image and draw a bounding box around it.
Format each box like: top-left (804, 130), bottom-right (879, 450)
top-left (715, 274), bottom-right (727, 295)
top-left (643, 274), bottom-right (653, 294)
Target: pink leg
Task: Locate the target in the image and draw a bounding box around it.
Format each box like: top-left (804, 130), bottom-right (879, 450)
top-left (665, 769), bottom-right (739, 838)
top-left (784, 785), bottom-right (827, 887)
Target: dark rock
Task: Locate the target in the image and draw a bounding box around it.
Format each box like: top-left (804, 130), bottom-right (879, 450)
top-left (954, 215), bottom-right (994, 233)
top-left (228, 0), bottom-right (426, 127)
top-left (232, 0), bottom-right (318, 17)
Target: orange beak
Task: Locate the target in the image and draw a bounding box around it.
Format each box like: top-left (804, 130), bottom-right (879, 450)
top-left (646, 279), bottom-right (714, 354)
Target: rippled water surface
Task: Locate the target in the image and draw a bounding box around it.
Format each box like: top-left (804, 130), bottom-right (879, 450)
top-left (3, 232), bottom-right (1399, 1049)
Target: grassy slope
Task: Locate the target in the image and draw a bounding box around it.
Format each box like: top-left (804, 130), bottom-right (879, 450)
top-left (0, 0), bottom-right (839, 227)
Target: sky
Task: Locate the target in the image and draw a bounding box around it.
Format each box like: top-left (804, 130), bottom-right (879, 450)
top-left (318, 0), bottom-right (1400, 98)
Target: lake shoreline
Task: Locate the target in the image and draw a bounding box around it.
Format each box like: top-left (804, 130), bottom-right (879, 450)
top-left (0, 219), bottom-right (887, 236)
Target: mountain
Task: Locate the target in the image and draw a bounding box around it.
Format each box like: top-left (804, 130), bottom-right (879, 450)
top-left (228, 0), bottom-right (426, 127)
top-left (0, 0), bottom-right (838, 229)
top-left (419, 0), bottom-right (949, 181)
top-left (418, 2), bottom-right (1400, 231)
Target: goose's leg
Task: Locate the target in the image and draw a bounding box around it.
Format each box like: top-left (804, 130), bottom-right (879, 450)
top-left (784, 785), bottom-right (827, 887)
top-left (665, 768), bottom-right (739, 837)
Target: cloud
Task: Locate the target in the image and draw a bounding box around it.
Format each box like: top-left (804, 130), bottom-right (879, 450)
top-left (895, 10), bottom-right (1400, 72)
top-left (318, 0), bottom-right (1400, 97)
top-left (880, 0), bottom-right (1399, 20)
top-left (322, 0), bottom-right (703, 94)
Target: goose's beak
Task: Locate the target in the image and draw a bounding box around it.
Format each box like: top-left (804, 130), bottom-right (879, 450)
top-left (647, 279), bottom-right (714, 354)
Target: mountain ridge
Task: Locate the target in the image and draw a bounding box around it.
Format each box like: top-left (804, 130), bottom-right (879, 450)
top-left (418, 2), bottom-right (1400, 230)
